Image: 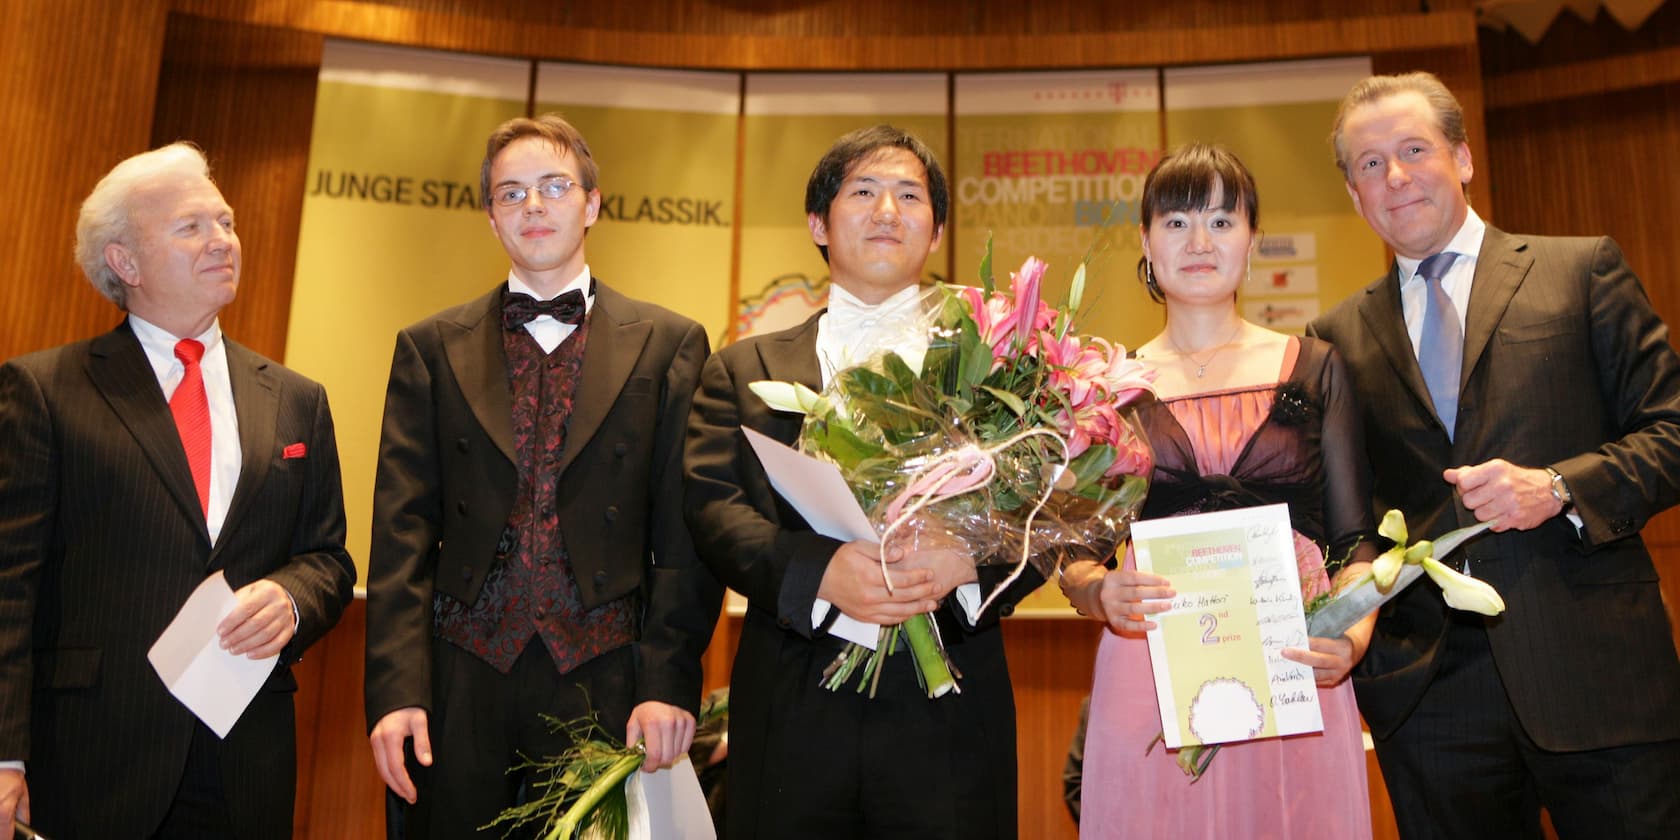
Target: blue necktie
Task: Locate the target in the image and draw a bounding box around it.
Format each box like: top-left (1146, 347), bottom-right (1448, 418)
top-left (1416, 252), bottom-right (1461, 440)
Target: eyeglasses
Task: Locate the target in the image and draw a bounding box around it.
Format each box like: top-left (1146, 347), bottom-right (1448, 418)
top-left (492, 176), bottom-right (579, 207)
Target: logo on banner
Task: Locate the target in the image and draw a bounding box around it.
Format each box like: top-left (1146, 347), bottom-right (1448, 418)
top-left (1027, 80), bottom-right (1156, 107)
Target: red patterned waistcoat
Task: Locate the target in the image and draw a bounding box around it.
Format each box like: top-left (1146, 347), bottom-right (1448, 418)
top-left (433, 312), bottom-right (636, 674)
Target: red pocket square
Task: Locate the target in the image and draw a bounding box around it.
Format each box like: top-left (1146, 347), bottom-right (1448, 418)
top-left (282, 442), bottom-right (307, 459)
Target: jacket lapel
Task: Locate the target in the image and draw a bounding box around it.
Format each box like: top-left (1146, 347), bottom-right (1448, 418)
top-left (1356, 268), bottom-right (1442, 430)
top-left (557, 282), bottom-right (650, 477)
top-left (443, 286), bottom-right (516, 465)
top-left (1461, 227), bottom-right (1532, 386)
top-left (756, 313), bottom-right (823, 446)
top-left (85, 322), bottom-right (208, 541)
top-left (213, 341), bottom-right (278, 563)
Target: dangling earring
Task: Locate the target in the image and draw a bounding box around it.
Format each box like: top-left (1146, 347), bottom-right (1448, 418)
top-left (1145, 261), bottom-right (1162, 300)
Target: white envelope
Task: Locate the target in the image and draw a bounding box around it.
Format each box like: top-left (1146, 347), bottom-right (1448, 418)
top-left (146, 571), bottom-right (278, 738)
top-left (741, 427), bottom-right (884, 650)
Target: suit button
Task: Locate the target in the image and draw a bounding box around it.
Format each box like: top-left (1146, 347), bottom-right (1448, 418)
top-left (777, 617), bottom-right (792, 629)
top-left (457, 501), bottom-right (469, 515)
top-left (457, 438), bottom-right (470, 452)
top-left (594, 570), bottom-right (608, 586)
top-left (614, 443), bottom-right (628, 457)
top-left (1000, 604), bottom-right (1015, 618)
top-left (604, 506), bottom-right (619, 522)
top-left (535, 606), bottom-right (547, 619)
top-left (543, 452), bottom-right (557, 465)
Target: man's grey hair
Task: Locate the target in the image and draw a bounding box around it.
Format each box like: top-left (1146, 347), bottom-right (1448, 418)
top-left (75, 142), bottom-right (212, 309)
top-left (1330, 71), bottom-right (1469, 178)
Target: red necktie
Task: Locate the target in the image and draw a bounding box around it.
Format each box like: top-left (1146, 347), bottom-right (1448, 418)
top-left (171, 338), bottom-right (212, 517)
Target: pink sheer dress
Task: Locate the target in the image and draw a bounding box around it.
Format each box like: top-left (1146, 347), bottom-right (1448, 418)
top-left (1080, 337), bottom-right (1375, 839)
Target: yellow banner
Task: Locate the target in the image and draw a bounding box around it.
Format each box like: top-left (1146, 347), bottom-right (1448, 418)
top-left (1163, 58), bottom-right (1382, 332)
top-left (285, 40), bottom-right (528, 580)
top-left (537, 63), bottom-right (740, 343)
top-left (735, 73), bottom-right (949, 340)
top-left (954, 70), bottom-right (1163, 354)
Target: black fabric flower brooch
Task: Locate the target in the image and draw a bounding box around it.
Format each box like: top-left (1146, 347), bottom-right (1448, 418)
top-left (1270, 382), bottom-right (1318, 426)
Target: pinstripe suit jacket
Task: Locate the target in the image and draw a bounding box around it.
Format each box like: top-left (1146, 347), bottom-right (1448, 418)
top-left (0, 320), bottom-right (355, 839)
top-left (1308, 228), bottom-right (1680, 750)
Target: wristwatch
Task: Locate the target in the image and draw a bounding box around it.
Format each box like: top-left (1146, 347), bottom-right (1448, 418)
top-left (1545, 466), bottom-right (1573, 509)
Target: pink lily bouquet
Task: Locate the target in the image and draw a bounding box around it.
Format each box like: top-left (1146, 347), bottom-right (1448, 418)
top-left (750, 245), bottom-right (1156, 698)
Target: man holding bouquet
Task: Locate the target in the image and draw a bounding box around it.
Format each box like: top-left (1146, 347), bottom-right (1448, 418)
top-left (685, 125), bottom-right (1038, 839)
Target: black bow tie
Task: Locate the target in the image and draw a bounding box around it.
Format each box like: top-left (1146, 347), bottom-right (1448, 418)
top-left (502, 289), bottom-right (586, 329)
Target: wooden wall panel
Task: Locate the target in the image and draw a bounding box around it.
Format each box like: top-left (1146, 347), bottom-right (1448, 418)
top-left (150, 13), bottom-right (324, 362)
top-left (293, 598), bottom-right (387, 839)
top-left (0, 0), bottom-right (169, 362)
top-left (170, 0), bottom-right (1475, 70)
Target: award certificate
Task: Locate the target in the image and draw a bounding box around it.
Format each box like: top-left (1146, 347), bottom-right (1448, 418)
top-left (1132, 503), bottom-right (1322, 748)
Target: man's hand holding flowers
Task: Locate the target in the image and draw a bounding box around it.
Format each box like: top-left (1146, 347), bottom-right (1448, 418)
top-left (817, 541), bottom-right (941, 626)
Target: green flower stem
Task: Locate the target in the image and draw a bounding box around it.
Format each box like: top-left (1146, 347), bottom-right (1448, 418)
top-left (903, 613), bottom-right (957, 698)
top-left (546, 751), bottom-right (643, 840)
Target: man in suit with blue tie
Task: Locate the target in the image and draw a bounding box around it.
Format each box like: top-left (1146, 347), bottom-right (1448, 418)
top-left (363, 114), bottom-right (720, 838)
top-left (1309, 72), bottom-right (1680, 838)
top-left (0, 142), bottom-right (356, 838)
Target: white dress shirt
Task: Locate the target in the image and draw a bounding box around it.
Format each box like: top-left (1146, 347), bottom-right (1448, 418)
top-left (129, 314), bottom-right (242, 545)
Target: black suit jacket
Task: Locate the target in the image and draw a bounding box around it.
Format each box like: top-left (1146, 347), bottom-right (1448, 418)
top-left (684, 313), bottom-right (1040, 837)
top-left (363, 281), bottom-right (720, 729)
top-left (0, 321), bottom-right (355, 839)
top-left (1309, 228), bottom-right (1680, 750)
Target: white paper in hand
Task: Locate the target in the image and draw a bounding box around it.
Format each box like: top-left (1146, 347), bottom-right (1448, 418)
top-left (625, 755), bottom-right (716, 840)
top-left (741, 427), bottom-right (884, 650)
top-left (147, 571), bottom-right (279, 737)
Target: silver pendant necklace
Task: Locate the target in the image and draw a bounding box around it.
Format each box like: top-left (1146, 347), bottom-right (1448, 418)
top-left (1170, 323), bottom-right (1243, 379)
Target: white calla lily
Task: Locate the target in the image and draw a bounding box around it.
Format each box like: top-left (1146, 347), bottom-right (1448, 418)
top-left (1419, 556), bottom-right (1506, 616)
top-left (749, 380), bottom-right (823, 415)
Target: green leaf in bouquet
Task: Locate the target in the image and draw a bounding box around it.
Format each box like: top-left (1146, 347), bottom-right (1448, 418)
top-left (879, 351), bottom-right (921, 395)
top-left (803, 414), bottom-right (886, 470)
top-left (839, 365), bottom-right (910, 405)
top-left (979, 233), bottom-right (996, 294)
top-left (1114, 472), bottom-right (1149, 509)
top-left (1065, 445), bottom-right (1117, 497)
top-left (980, 385), bottom-right (1029, 419)
top-left (956, 316), bottom-right (993, 395)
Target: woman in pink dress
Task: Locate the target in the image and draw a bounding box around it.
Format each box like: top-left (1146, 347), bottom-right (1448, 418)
top-left (1061, 144), bottom-right (1380, 838)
